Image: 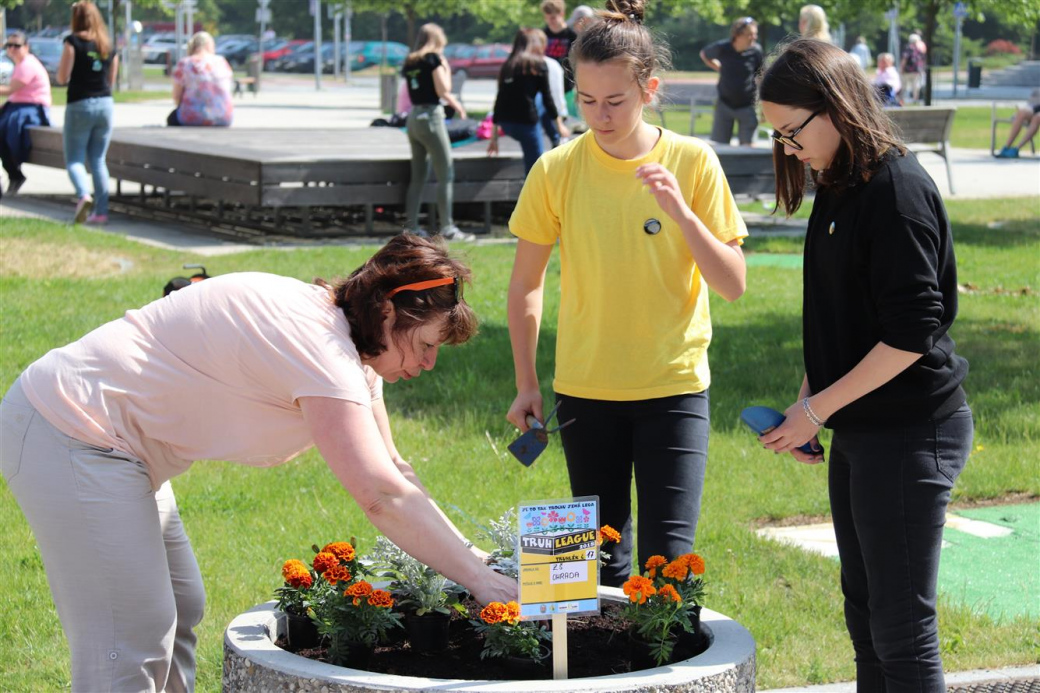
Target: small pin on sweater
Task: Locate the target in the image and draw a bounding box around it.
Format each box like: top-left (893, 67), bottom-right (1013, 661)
top-left (828, 221), bottom-right (836, 235)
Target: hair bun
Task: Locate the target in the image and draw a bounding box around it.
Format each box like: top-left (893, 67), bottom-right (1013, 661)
top-left (605, 0), bottom-right (645, 23)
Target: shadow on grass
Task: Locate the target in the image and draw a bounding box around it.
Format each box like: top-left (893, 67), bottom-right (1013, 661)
top-left (953, 220), bottom-right (1039, 250)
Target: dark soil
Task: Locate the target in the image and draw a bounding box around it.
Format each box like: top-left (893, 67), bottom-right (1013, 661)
top-left (275, 600), bottom-right (709, 681)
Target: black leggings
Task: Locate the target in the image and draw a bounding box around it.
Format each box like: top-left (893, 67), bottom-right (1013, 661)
top-left (555, 391), bottom-right (709, 587)
top-left (829, 404), bottom-right (973, 693)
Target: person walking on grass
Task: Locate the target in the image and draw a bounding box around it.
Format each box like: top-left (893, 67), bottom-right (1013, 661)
top-left (0, 31), bottom-right (52, 199)
top-left (401, 23), bottom-right (474, 241)
top-left (506, 0), bottom-right (747, 588)
top-left (700, 16), bottom-right (763, 147)
top-left (0, 234), bottom-right (516, 693)
top-left (757, 39), bottom-right (972, 692)
top-left (56, 0), bottom-right (119, 225)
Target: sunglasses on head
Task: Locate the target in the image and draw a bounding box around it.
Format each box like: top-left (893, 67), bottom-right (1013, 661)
top-left (386, 276), bottom-right (461, 304)
top-left (771, 110), bottom-right (822, 151)
top-left (739, 16), bottom-right (755, 25)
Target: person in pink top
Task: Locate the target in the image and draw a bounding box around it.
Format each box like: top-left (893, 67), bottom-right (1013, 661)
top-left (0, 234), bottom-right (517, 693)
top-left (168, 31), bottom-right (233, 127)
top-left (0, 30), bottom-right (53, 196)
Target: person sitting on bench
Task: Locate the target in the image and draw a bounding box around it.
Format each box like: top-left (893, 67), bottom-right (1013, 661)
top-left (995, 88), bottom-right (1040, 159)
top-left (168, 31), bottom-right (233, 127)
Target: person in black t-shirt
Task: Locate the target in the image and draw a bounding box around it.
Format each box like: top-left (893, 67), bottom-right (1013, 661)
top-left (757, 39), bottom-right (972, 692)
top-left (699, 17), bottom-right (763, 146)
top-left (400, 23), bottom-right (473, 241)
top-left (542, 0), bottom-right (578, 109)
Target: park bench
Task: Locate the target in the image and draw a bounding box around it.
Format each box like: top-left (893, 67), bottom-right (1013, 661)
top-left (884, 106), bottom-right (957, 194)
top-left (233, 76), bottom-right (258, 97)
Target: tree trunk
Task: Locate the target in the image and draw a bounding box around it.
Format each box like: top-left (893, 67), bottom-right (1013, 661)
top-left (922, 0), bottom-right (939, 106)
top-left (406, 7), bottom-right (416, 49)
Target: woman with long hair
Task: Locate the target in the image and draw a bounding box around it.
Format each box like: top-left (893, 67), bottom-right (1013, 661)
top-left (0, 234), bottom-right (515, 692)
top-left (487, 28), bottom-right (558, 174)
top-left (506, 0), bottom-right (747, 587)
top-left (56, 0), bottom-right (119, 224)
top-left (400, 23), bottom-right (472, 240)
top-left (798, 4), bottom-right (832, 43)
top-left (757, 38), bottom-right (971, 691)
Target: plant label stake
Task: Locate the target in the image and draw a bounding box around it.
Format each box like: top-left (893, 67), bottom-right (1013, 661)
top-left (507, 401), bottom-right (575, 466)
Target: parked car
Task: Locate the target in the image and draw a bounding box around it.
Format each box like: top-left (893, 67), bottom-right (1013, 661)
top-left (262, 38), bottom-right (305, 68)
top-left (142, 33), bottom-right (181, 64)
top-left (267, 40), bottom-right (313, 71)
top-left (449, 43), bottom-right (510, 79)
top-left (351, 41), bottom-right (409, 69)
top-left (442, 43), bottom-right (472, 61)
top-left (28, 37), bottom-right (63, 83)
top-left (217, 37), bottom-right (257, 67)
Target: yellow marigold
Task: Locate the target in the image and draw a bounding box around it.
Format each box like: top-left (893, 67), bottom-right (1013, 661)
top-left (367, 589), bottom-right (394, 608)
top-left (622, 575), bottom-right (656, 605)
top-left (323, 565), bottom-right (352, 585)
top-left (599, 525), bottom-right (621, 544)
top-left (684, 553), bottom-right (706, 576)
top-left (312, 551), bottom-right (339, 574)
top-left (504, 601), bottom-right (521, 625)
top-left (661, 559), bottom-right (689, 581)
top-left (658, 584), bottom-right (682, 603)
top-left (323, 542), bottom-right (356, 563)
top-left (644, 555), bottom-right (667, 578)
top-left (281, 559), bottom-right (312, 589)
top-left (480, 602), bottom-right (509, 625)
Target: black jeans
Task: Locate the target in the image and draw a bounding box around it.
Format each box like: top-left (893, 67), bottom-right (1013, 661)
top-left (555, 391), bottom-right (709, 587)
top-left (829, 404), bottom-right (973, 693)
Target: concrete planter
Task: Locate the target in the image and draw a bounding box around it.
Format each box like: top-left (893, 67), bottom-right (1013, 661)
top-left (223, 586), bottom-right (756, 692)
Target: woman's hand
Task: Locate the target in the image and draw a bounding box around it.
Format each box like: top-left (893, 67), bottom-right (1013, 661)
top-left (487, 136), bottom-right (499, 157)
top-left (507, 389), bottom-right (543, 432)
top-left (469, 567), bottom-right (519, 606)
top-left (760, 399), bottom-right (825, 463)
top-left (635, 163), bottom-right (692, 224)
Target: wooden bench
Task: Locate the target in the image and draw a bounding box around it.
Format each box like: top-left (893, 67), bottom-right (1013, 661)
top-left (233, 77), bottom-right (258, 97)
top-left (884, 106), bottom-right (957, 194)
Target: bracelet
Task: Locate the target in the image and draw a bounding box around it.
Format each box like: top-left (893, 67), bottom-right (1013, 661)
top-left (802, 397), bottom-right (826, 427)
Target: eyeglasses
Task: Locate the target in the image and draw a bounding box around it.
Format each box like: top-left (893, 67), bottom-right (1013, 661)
top-left (386, 276), bottom-right (460, 304)
top-left (4, 43), bottom-right (25, 49)
top-left (771, 110), bottom-right (822, 151)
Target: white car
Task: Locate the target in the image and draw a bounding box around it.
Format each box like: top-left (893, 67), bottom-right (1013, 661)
top-left (142, 33), bottom-right (183, 64)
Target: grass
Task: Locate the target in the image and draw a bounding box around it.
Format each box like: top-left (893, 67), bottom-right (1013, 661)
top-left (47, 86), bottom-right (171, 106)
top-left (1, 197), bottom-right (1037, 691)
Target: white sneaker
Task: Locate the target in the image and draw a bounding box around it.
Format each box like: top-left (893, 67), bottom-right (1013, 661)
top-left (440, 225), bottom-right (476, 241)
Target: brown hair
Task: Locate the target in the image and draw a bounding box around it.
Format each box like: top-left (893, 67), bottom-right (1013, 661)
top-left (499, 28), bottom-right (547, 87)
top-left (405, 23), bottom-right (447, 67)
top-left (758, 38), bottom-right (906, 216)
top-left (541, 0), bottom-right (566, 15)
top-left (70, 1), bottom-right (111, 60)
top-left (326, 234), bottom-right (478, 358)
top-left (730, 16), bottom-right (757, 41)
top-left (569, 0), bottom-right (671, 101)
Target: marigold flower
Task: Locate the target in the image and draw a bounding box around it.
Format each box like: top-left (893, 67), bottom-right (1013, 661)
top-left (323, 542), bottom-right (356, 562)
top-left (599, 525), bottom-right (621, 544)
top-left (367, 589), bottom-right (394, 608)
top-left (480, 602), bottom-right (509, 624)
top-left (661, 559), bottom-right (689, 581)
top-left (312, 551), bottom-right (338, 574)
top-left (658, 584), bottom-right (682, 603)
top-left (281, 559), bottom-right (313, 589)
top-left (504, 601), bottom-right (521, 625)
top-left (644, 555), bottom-right (667, 578)
top-left (623, 575), bottom-right (656, 605)
top-left (323, 565), bottom-right (352, 585)
top-left (684, 553), bottom-right (706, 576)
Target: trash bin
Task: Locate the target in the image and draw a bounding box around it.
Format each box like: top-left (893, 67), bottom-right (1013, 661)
top-left (246, 52), bottom-right (261, 92)
top-left (380, 73), bottom-right (398, 113)
top-left (967, 60), bottom-right (982, 89)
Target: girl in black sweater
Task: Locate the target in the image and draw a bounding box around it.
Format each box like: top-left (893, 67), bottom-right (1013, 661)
top-left (757, 39), bottom-right (971, 693)
top-left (487, 28), bottom-right (557, 174)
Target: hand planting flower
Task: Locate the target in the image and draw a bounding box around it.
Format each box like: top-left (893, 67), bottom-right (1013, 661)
top-left (471, 601), bottom-right (551, 662)
top-left (368, 536), bottom-right (468, 617)
top-left (621, 552), bottom-right (707, 666)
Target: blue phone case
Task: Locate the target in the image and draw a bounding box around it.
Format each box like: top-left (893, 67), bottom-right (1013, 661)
top-left (740, 406), bottom-right (822, 456)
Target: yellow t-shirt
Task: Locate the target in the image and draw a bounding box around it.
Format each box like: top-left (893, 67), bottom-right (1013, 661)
top-left (509, 128), bottom-right (748, 401)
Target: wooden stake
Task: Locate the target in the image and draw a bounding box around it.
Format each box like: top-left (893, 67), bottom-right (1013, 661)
top-left (552, 613), bottom-right (568, 680)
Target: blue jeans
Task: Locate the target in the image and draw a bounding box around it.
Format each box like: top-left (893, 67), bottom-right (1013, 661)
top-left (500, 121), bottom-right (544, 175)
top-left (829, 404), bottom-right (973, 692)
top-left (63, 97), bottom-right (114, 215)
top-left (535, 92), bottom-right (560, 148)
top-left (555, 391), bottom-right (710, 586)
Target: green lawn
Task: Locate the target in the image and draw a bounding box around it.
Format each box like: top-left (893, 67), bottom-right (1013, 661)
top-left (47, 86), bottom-right (171, 106)
top-left (0, 197), bottom-right (1037, 691)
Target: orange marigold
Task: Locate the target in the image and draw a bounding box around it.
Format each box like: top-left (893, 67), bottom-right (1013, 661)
top-left (480, 602), bottom-right (509, 625)
top-left (323, 542), bottom-right (356, 563)
top-left (504, 601), bottom-right (522, 625)
top-left (312, 551), bottom-right (338, 574)
top-left (684, 553), bottom-right (706, 576)
top-left (599, 525), bottom-right (621, 544)
top-left (658, 584), bottom-right (682, 603)
top-left (323, 565), bottom-right (352, 585)
top-left (661, 559), bottom-right (689, 581)
top-left (281, 559), bottom-right (312, 589)
top-left (644, 555), bottom-right (667, 578)
top-left (367, 589), bottom-right (394, 608)
top-left (622, 575), bottom-right (656, 605)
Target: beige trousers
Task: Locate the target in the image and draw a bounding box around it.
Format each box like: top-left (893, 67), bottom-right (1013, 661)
top-left (1, 379), bottom-right (205, 692)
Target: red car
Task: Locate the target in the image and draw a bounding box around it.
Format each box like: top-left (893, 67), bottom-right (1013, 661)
top-left (448, 43), bottom-right (511, 80)
top-left (263, 39), bottom-right (307, 68)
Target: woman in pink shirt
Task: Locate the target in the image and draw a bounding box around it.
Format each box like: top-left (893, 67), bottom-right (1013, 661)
top-left (0, 30), bottom-right (53, 197)
top-left (0, 235), bottom-right (516, 693)
top-left (168, 31), bottom-right (233, 127)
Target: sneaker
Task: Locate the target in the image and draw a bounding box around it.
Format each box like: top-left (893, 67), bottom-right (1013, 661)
top-left (85, 214), bottom-right (108, 225)
top-left (73, 195), bottom-right (93, 224)
top-left (996, 147), bottom-right (1020, 159)
top-left (439, 225), bottom-right (476, 242)
top-left (7, 176), bottom-right (26, 195)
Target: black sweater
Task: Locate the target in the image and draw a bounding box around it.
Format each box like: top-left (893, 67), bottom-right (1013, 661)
top-left (492, 63), bottom-right (557, 125)
top-left (803, 150), bottom-right (968, 428)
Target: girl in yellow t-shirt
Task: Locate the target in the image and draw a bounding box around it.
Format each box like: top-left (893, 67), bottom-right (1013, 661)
top-left (506, 0), bottom-right (748, 586)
